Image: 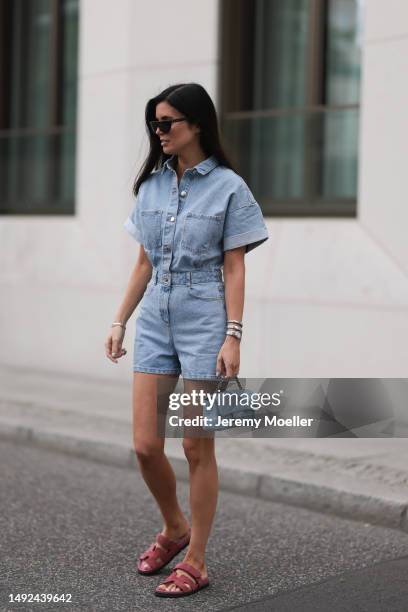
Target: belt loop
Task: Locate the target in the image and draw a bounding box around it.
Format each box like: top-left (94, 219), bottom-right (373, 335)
top-left (189, 271), bottom-right (192, 288)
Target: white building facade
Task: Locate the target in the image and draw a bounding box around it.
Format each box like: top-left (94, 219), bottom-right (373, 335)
top-left (0, 0), bottom-right (407, 387)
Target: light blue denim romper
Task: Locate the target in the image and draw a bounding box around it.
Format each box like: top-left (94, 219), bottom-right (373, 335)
top-left (123, 154), bottom-right (269, 380)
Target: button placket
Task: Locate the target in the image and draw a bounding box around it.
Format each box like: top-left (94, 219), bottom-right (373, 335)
top-left (159, 168), bottom-right (195, 325)
top-left (162, 172), bottom-right (193, 272)
top-left (158, 172), bottom-right (182, 322)
top-left (178, 172), bottom-right (193, 208)
top-left (161, 173), bottom-right (179, 271)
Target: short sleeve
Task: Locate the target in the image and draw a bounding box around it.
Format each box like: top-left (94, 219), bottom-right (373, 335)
top-left (223, 182), bottom-right (269, 253)
top-left (123, 187), bottom-right (144, 245)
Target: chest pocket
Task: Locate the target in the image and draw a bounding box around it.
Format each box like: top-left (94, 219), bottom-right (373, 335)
top-left (141, 210), bottom-right (162, 250)
top-left (181, 213), bottom-right (223, 255)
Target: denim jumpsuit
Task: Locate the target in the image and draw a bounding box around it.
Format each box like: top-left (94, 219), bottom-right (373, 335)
top-left (123, 154), bottom-right (269, 380)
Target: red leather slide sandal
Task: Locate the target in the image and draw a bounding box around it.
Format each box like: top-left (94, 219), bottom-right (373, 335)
top-left (137, 530), bottom-right (191, 575)
top-left (155, 561), bottom-right (210, 598)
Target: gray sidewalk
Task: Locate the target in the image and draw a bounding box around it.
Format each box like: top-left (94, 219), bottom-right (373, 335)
top-left (1, 364), bottom-right (408, 533)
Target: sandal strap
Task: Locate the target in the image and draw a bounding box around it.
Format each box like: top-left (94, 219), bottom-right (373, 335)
top-left (139, 532), bottom-right (175, 560)
top-left (139, 533), bottom-right (169, 562)
top-left (155, 533), bottom-right (173, 553)
top-left (139, 543), bottom-right (154, 560)
top-left (156, 531), bottom-right (190, 552)
top-left (161, 571), bottom-right (197, 592)
top-left (138, 531), bottom-right (190, 565)
top-left (174, 561), bottom-right (202, 582)
top-left (139, 546), bottom-right (159, 561)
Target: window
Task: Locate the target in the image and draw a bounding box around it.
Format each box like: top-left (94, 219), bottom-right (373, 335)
top-left (219, 0), bottom-right (363, 216)
top-left (0, 0), bottom-right (79, 214)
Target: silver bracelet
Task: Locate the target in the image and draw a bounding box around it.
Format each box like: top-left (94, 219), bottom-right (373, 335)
top-left (226, 330), bottom-right (242, 340)
top-left (227, 319), bottom-right (243, 327)
top-left (112, 321), bottom-right (126, 330)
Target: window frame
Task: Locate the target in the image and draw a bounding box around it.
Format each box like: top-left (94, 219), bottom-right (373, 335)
top-left (0, 0), bottom-right (77, 215)
top-left (217, 0), bottom-right (359, 218)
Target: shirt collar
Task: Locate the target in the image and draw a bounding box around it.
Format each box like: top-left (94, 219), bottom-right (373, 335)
top-left (160, 154), bottom-right (219, 175)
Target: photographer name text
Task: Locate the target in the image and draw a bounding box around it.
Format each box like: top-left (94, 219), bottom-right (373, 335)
top-left (169, 415), bottom-right (314, 429)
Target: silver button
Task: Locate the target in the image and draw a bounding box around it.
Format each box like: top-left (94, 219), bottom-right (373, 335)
top-left (170, 216), bottom-right (175, 222)
top-left (180, 190), bottom-right (187, 197)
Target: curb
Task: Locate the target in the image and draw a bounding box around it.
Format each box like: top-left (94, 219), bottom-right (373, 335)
top-left (1, 421), bottom-right (408, 534)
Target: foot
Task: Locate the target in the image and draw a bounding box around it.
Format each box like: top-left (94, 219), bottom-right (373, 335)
top-left (156, 557), bottom-right (208, 593)
top-left (139, 520), bottom-right (190, 573)
top-left (161, 518), bottom-right (190, 543)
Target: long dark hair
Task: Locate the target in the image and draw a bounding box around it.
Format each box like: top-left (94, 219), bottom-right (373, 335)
top-left (132, 83), bottom-right (237, 196)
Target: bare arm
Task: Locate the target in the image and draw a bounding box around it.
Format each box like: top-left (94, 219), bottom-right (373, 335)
top-left (216, 246), bottom-right (245, 377)
top-left (114, 245), bottom-right (153, 324)
top-left (105, 245), bottom-right (152, 363)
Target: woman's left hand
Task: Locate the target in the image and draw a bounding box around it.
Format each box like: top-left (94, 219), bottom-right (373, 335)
top-left (216, 336), bottom-right (240, 378)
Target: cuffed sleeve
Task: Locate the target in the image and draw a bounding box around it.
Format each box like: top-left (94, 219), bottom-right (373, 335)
top-left (123, 189), bottom-right (143, 245)
top-left (223, 182), bottom-right (269, 253)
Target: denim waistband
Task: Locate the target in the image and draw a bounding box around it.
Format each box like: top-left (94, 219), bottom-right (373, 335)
top-left (152, 268), bottom-right (223, 285)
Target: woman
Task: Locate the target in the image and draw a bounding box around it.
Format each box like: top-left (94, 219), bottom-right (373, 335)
top-left (105, 83), bottom-right (269, 599)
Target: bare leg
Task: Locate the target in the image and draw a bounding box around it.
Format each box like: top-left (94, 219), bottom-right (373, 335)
top-left (133, 372), bottom-right (190, 568)
top-left (157, 378), bottom-right (218, 592)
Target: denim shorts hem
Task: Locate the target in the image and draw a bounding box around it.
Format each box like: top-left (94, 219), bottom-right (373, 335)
top-left (182, 372), bottom-right (221, 381)
top-left (133, 366), bottom-right (181, 375)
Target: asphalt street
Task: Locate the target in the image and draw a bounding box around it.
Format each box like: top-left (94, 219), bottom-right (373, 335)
top-left (2, 439), bottom-right (408, 612)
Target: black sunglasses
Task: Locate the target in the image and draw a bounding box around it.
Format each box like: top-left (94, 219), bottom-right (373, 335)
top-left (149, 117), bottom-right (187, 134)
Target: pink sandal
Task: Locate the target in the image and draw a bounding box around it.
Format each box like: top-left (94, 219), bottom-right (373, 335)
top-left (137, 530), bottom-right (191, 575)
top-left (154, 561), bottom-right (210, 598)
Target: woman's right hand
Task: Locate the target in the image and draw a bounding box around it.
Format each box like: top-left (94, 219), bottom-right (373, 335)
top-left (105, 325), bottom-right (127, 364)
